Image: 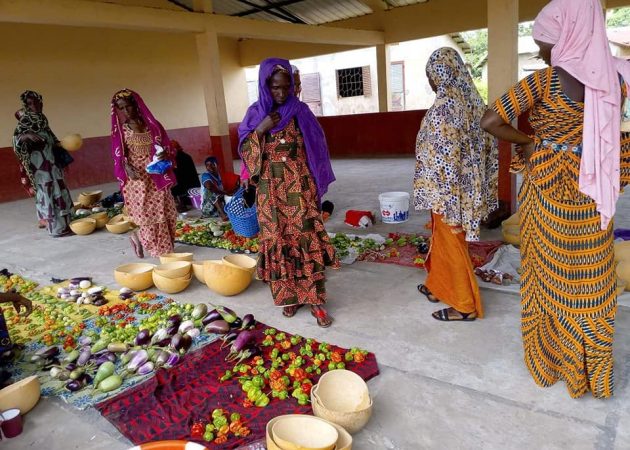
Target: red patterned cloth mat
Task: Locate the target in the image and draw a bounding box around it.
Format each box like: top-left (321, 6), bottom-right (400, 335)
top-left (96, 324), bottom-right (379, 449)
top-left (361, 239), bottom-right (504, 269)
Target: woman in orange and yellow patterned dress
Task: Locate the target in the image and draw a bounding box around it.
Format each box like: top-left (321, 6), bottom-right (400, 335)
top-left (482, 0), bottom-right (630, 398)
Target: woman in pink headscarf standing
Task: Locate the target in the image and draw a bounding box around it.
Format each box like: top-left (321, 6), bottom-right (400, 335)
top-left (481, 0), bottom-right (630, 398)
top-left (111, 89), bottom-right (178, 258)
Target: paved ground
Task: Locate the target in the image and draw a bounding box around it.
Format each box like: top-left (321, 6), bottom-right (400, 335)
top-left (1, 158), bottom-right (630, 450)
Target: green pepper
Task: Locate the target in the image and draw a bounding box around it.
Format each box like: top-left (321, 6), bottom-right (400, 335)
top-left (212, 416), bottom-right (228, 429)
top-left (220, 370), bottom-right (233, 382)
top-left (211, 409), bottom-right (225, 419)
top-left (242, 380), bottom-right (253, 392)
top-left (247, 388), bottom-right (262, 402)
top-left (328, 362), bottom-right (337, 371)
top-left (255, 393), bottom-right (270, 407)
top-left (278, 390), bottom-right (288, 400)
top-left (305, 366), bottom-right (313, 374)
top-left (336, 362), bottom-right (346, 370)
top-left (205, 423), bottom-right (215, 432)
top-left (316, 368), bottom-right (322, 375)
top-left (203, 431), bottom-right (214, 442)
top-left (281, 353), bottom-right (290, 361)
top-left (270, 348), bottom-right (279, 359)
top-left (345, 352), bottom-right (354, 362)
top-left (230, 412), bottom-right (241, 422)
top-left (252, 375), bottom-right (265, 388)
top-left (297, 394), bottom-right (309, 405)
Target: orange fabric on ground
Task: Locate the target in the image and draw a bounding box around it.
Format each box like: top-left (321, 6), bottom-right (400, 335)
top-left (425, 212), bottom-right (483, 318)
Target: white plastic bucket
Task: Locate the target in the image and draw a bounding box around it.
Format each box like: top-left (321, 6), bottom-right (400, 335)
top-left (378, 192), bottom-right (410, 224)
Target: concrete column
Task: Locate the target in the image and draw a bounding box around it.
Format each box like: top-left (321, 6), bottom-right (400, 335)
top-left (195, 30), bottom-right (233, 173)
top-left (376, 44), bottom-right (391, 113)
top-left (192, 0), bottom-right (213, 13)
top-left (487, 0), bottom-right (518, 210)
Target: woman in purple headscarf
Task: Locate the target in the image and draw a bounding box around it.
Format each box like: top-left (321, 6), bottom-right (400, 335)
top-left (111, 89), bottom-right (178, 258)
top-left (238, 58), bottom-right (338, 327)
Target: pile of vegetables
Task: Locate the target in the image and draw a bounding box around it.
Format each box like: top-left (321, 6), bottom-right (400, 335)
top-left (175, 221), bottom-right (259, 253)
top-left (329, 233), bottom-right (383, 260)
top-left (34, 297), bottom-right (256, 395)
top-left (0, 273), bottom-right (38, 295)
top-left (217, 326), bottom-right (369, 409)
top-left (190, 409), bottom-right (250, 445)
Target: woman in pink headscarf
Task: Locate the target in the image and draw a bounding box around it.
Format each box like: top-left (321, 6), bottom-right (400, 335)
top-left (481, 0), bottom-right (630, 399)
top-left (111, 89), bottom-right (178, 258)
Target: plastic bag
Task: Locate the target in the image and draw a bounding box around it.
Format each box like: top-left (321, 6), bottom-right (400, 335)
top-left (146, 144), bottom-right (172, 174)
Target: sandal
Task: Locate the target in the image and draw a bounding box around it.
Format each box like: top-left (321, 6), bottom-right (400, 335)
top-left (417, 284), bottom-right (439, 303)
top-left (311, 306), bottom-right (333, 328)
top-left (432, 307), bottom-right (477, 322)
top-left (282, 304), bottom-right (303, 318)
top-left (129, 233), bottom-right (144, 259)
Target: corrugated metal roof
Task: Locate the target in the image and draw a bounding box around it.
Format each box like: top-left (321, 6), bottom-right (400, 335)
top-left (384, 0), bottom-right (425, 7)
top-left (171, 0), bottom-right (426, 25)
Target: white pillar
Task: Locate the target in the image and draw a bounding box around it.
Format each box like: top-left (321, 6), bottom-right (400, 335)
top-left (487, 0), bottom-right (518, 103)
top-left (195, 30), bottom-right (232, 171)
top-left (376, 44), bottom-right (391, 113)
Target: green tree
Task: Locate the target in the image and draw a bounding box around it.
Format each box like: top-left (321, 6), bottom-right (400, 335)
top-left (462, 29), bottom-right (487, 79)
top-left (518, 22), bottom-right (533, 37)
top-left (608, 7), bottom-right (630, 27)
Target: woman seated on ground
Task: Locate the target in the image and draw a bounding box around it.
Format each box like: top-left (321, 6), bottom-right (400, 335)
top-left (201, 156), bottom-right (234, 221)
top-left (170, 140), bottom-right (201, 212)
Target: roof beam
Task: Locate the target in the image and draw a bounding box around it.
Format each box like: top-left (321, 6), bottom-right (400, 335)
top-left (235, 0), bottom-right (305, 24)
top-left (361, 0), bottom-right (389, 11)
top-left (0, 0), bottom-right (384, 45)
top-left (235, 0), bottom-right (305, 17)
top-left (192, 0), bottom-right (213, 13)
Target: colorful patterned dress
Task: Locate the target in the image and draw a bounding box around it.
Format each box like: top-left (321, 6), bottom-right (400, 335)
top-left (493, 67), bottom-right (630, 398)
top-left (122, 125), bottom-right (177, 257)
top-left (240, 119), bottom-right (338, 307)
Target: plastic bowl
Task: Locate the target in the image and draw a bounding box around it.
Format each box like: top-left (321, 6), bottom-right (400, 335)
top-left (0, 375), bottom-right (40, 415)
top-left (192, 260), bottom-right (210, 283)
top-left (114, 263), bottom-right (155, 290)
top-left (127, 441), bottom-right (208, 450)
top-left (159, 252), bottom-right (194, 264)
top-left (272, 415), bottom-right (338, 450)
top-left (89, 211), bottom-right (109, 229)
top-left (311, 385), bottom-right (372, 435)
top-left (222, 254), bottom-right (257, 274)
top-left (77, 190), bottom-right (102, 207)
top-left (70, 217), bottom-right (97, 235)
top-left (203, 260), bottom-right (252, 296)
top-left (152, 271), bottom-right (192, 294)
top-left (266, 415), bottom-right (352, 450)
top-left (154, 261), bottom-right (192, 278)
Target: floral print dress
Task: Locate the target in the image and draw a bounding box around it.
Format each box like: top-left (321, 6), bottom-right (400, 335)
top-left (122, 125), bottom-right (177, 257)
top-left (241, 119), bottom-right (338, 307)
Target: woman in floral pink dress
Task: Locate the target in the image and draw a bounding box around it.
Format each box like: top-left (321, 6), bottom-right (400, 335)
top-left (111, 89), bottom-right (177, 258)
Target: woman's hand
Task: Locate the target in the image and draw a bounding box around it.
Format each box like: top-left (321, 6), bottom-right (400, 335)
top-left (255, 112), bottom-right (281, 136)
top-left (12, 295), bottom-right (32, 316)
top-left (240, 178), bottom-right (250, 190)
top-left (19, 132), bottom-right (45, 148)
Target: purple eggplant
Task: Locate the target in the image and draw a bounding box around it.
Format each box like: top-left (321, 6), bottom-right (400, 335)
top-left (77, 348), bottom-right (92, 366)
top-left (205, 320), bottom-right (230, 335)
top-left (166, 314), bottom-right (182, 329)
top-left (78, 336), bottom-right (92, 346)
top-left (220, 331), bottom-right (239, 349)
top-left (155, 338), bottom-right (172, 348)
top-left (150, 328), bottom-right (169, 345)
top-left (155, 350), bottom-right (170, 368)
top-left (201, 310), bottom-right (221, 326)
top-left (36, 346), bottom-right (60, 359)
top-left (95, 352), bottom-right (116, 366)
top-left (231, 330), bottom-right (256, 353)
top-left (65, 380), bottom-right (83, 392)
top-left (137, 361), bottom-right (155, 376)
top-left (65, 363), bottom-right (77, 371)
top-left (134, 329), bottom-right (151, 346)
top-left (127, 349), bottom-right (149, 373)
top-left (166, 325), bottom-right (178, 336)
top-left (178, 334), bottom-right (192, 353)
top-left (230, 317), bottom-right (243, 329)
top-left (93, 299), bottom-right (108, 306)
top-left (241, 314), bottom-right (256, 330)
top-left (169, 333), bottom-right (187, 351)
top-left (186, 328), bottom-right (200, 339)
top-left (164, 352), bottom-right (180, 368)
top-left (120, 350), bottom-right (137, 366)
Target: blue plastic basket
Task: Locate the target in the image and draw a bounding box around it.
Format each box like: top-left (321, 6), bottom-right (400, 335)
top-left (225, 188), bottom-right (260, 238)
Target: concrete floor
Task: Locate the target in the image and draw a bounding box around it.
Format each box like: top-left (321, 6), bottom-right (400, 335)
top-left (1, 158), bottom-right (630, 450)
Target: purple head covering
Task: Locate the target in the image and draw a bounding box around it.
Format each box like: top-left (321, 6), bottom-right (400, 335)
top-left (238, 58), bottom-right (335, 199)
top-left (111, 89), bottom-right (176, 191)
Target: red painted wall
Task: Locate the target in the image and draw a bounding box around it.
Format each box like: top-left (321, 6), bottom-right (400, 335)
top-left (229, 110), bottom-right (426, 158)
top-left (0, 126), bottom-right (215, 203)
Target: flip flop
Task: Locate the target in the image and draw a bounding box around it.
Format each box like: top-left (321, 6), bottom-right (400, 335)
top-left (431, 308), bottom-right (477, 322)
top-left (282, 304), bottom-right (303, 318)
top-left (311, 306), bottom-right (333, 328)
top-left (417, 284), bottom-right (439, 303)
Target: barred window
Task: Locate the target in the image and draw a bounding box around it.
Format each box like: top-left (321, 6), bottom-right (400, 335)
top-left (336, 66), bottom-right (372, 98)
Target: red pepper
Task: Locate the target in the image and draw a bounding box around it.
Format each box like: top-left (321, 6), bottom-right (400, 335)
top-left (190, 421), bottom-right (205, 439)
